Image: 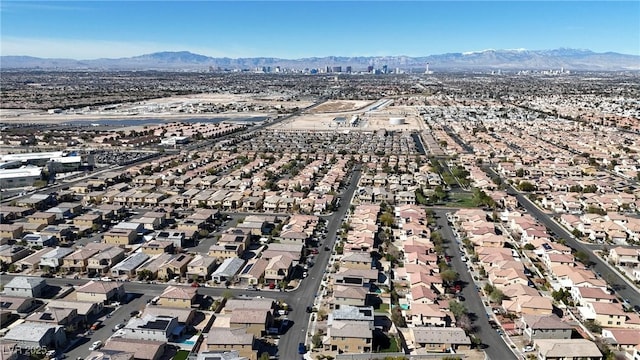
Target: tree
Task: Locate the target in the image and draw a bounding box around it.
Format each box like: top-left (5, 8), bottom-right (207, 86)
top-left (523, 243), bottom-right (535, 251)
top-left (390, 307), bottom-right (406, 327)
top-left (137, 269), bottom-right (152, 280)
top-left (440, 269), bottom-right (459, 285)
top-left (456, 313), bottom-right (472, 333)
top-left (516, 168), bottom-right (525, 177)
top-left (379, 212), bottom-right (395, 228)
top-left (490, 288), bottom-right (505, 304)
top-left (574, 250), bottom-right (592, 266)
top-left (517, 181), bottom-right (537, 192)
top-left (584, 319), bottom-right (602, 333)
top-left (312, 331), bottom-right (323, 348)
top-left (483, 283), bottom-right (495, 294)
top-left (551, 288), bottom-right (570, 303)
top-left (449, 300), bottom-right (467, 318)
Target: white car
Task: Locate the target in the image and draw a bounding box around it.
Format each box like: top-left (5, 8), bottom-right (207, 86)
top-left (522, 345), bottom-right (535, 352)
top-left (89, 340), bottom-right (103, 351)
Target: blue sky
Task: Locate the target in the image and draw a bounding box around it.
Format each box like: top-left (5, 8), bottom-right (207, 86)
top-left (1, 1), bottom-right (638, 59)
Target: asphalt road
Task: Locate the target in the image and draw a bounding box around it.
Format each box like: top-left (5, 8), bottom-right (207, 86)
top-left (64, 292), bottom-right (156, 360)
top-left (506, 188), bottom-right (640, 308)
top-left (279, 166), bottom-right (361, 360)
top-left (433, 209), bottom-right (517, 360)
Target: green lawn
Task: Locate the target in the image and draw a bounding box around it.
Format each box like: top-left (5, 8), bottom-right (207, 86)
top-left (445, 192), bottom-right (476, 208)
top-left (173, 350), bottom-right (190, 360)
top-left (377, 303), bottom-right (390, 312)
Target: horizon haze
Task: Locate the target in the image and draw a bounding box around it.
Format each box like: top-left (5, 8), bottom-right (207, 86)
top-left (1, 1), bottom-right (639, 59)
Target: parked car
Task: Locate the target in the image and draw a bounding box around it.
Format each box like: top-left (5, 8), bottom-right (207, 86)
top-left (112, 323), bottom-right (125, 332)
top-left (130, 310), bottom-right (140, 317)
top-left (298, 343), bottom-right (306, 354)
top-left (522, 345), bottom-right (535, 352)
top-left (89, 341), bottom-right (103, 351)
top-left (90, 321), bottom-right (102, 330)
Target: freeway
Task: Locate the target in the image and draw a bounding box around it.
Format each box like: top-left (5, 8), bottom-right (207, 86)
top-left (505, 186), bottom-right (640, 309)
top-left (433, 209), bottom-right (517, 360)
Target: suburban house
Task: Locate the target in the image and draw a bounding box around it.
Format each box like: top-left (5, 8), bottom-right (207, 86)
top-left (340, 252), bottom-right (373, 270)
top-left (534, 339), bottom-right (602, 360)
top-left (0, 224), bottom-right (23, 241)
top-left (157, 285), bottom-right (198, 309)
top-left (323, 319), bottom-right (373, 353)
top-left (61, 247), bottom-right (100, 273)
top-left (157, 253), bottom-right (194, 280)
top-left (101, 338), bottom-right (166, 360)
top-left (0, 296), bottom-right (39, 314)
top-left (205, 327), bottom-right (256, 360)
top-left (87, 245), bottom-right (126, 275)
top-left (570, 287), bottom-right (617, 306)
top-left (75, 280), bottom-right (125, 304)
top-left (25, 307), bottom-right (80, 332)
top-left (186, 254), bottom-right (217, 282)
top-left (3, 322), bottom-right (67, 351)
top-left (409, 327), bottom-right (471, 353)
top-left (333, 268), bottom-right (379, 287)
top-left (121, 314), bottom-right (181, 342)
top-left (405, 303), bottom-right (450, 327)
top-left (3, 276), bottom-right (46, 298)
top-left (238, 258), bottom-right (268, 286)
top-left (103, 228), bottom-right (137, 246)
top-left (517, 314), bottom-right (573, 342)
top-left (229, 309), bottom-right (273, 337)
top-left (608, 247), bottom-right (639, 268)
top-left (601, 328), bottom-right (640, 352)
top-left (263, 255), bottom-right (293, 285)
top-left (141, 240), bottom-right (175, 255)
top-left (332, 285), bottom-right (369, 308)
top-left (582, 302), bottom-right (629, 328)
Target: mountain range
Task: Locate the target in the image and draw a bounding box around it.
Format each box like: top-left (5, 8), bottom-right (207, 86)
top-left (1, 48), bottom-right (639, 71)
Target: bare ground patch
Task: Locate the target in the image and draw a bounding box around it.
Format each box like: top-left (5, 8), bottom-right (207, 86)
top-left (310, 100), bottom-right (372, 113)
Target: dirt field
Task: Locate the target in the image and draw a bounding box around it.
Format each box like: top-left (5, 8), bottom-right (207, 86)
top-left (309, 100), bottom-right (372, 113)
top-left (274, 104), bottom-right (425, 131)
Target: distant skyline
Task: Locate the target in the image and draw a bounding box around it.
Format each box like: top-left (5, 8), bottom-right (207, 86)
top-left (1, 1), bottom-right (639, 59)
